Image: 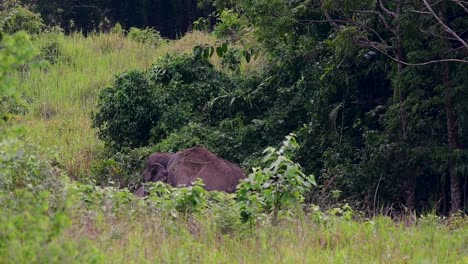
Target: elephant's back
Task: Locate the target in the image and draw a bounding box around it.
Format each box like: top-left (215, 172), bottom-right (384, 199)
top-left (169, 147), bottom-right (246, 192)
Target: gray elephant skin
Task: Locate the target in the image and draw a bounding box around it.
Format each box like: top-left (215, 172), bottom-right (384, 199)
top-left (136, 147), bottom-right (246, 196)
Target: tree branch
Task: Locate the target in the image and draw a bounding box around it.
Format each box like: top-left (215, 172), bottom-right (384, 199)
top-left (378, 0), bottom-right (397, 18)
top-left (422, 0), bottom-right (468, 51)
top-left (361, 36), bottom-right (468, 65)
top-left (450, 0), bottom-right (468, 13)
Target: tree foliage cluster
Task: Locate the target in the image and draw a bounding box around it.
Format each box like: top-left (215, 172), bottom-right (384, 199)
top-left (94, 0), bottom-right (467, 214)
top-left (219, 0), bottom-right (468, 214)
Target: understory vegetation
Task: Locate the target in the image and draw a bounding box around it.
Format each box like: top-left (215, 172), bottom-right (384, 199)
top-left (1, 0), bottom-right (467, 262)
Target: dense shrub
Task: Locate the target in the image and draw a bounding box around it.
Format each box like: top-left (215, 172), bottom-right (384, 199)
top-left (0, 3), bottom-right (44, 34)
top-left (0, 189), bottom-right (103, 263)
top-left (237, 134), bottom-right (317, 223)
top-left (0, 139), bottom-right (66, 198)
top-left (93, 70), bottom-right (157, 150)
top-left (92, 54), bottom-right (261, 159)
top-left (0, 139), bottom-right (101, 262)
top-left (91, 146), bottom-right (155, 190)
top-left (128, 27), bottom-right (163, 46)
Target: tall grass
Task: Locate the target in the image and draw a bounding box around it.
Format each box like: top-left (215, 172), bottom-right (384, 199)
top-left (65, 212), bottom-right (467, 263)
top-left (13, 31), bottom-right (217, 179)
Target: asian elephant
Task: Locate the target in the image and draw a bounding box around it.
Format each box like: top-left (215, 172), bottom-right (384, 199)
top-left (135, 147), bottom-right (246, 196)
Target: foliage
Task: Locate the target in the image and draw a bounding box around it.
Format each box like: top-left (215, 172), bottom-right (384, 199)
top-left (91, 146), bottom-right (154, 190)
top-left (237, 134), bottom-right (317, 222)
top-left (215, 0), bottom-right (468, 214)
top-left (110, 22), bottom-right (124, 35)
top-left (0, 189), bottom-right (103, 263)
top-left (145, 179), bottom-right (209, 215)
top-left (63, 174), bottom-right (465, 263)
top-left (213, 9), bottom-right (247, 41)
top-left (34, 27), bottom-right (72, 65)
top-left (0, 32), bottom-right (36, 136)
top-left (0, 2), bottom-right (44, 34)
top-left (92, 70), bottom-right (157, 150)
top-left (127, 27), bottom-right (163, 46)
top-left (93, 54), bottom-right (261, 160)
top-left (0, 139), bottom-right (65, 199)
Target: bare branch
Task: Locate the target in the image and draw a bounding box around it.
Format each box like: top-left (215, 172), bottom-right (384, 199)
top-left (450, 0), bottom-right (468, 13)
top-left (362, 37), bottom-right (468, 65)
top-left (422, 0), bottom-right (468, 51)
top-left (409, 9), bottom-right (431, 14)
top-left (297, 19), bottom-right (349, 24)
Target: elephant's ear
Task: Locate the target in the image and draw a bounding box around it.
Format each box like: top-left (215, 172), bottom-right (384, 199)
top-left (151, 163), bottom-right (168, 182)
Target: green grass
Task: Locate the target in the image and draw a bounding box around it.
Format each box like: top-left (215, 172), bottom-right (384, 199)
top-left (13, 31), bottom-right (217, 179)
top-left (65, 213), bottom-right (467, 263)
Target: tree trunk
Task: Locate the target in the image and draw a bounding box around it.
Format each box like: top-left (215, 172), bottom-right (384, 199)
top-left (394, 2), bottom-right (414, 212)
top-left (443, 61), bottom-right (461, 214)
top-left (438, 2), bottom-right (462, 214)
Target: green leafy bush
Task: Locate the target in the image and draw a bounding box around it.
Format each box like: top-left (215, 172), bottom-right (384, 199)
top-left (0, 189), bottom-right (103, 263)
top-left (0, 139), bottom-right (101, 262)
top-left (128, 27), bottom-right (163, 46)
top-left (91, 146), bottom-right (155, 189)
top-left (0, 139), bottom-right (65, 199)
top-left (0, 31), bottom-right (36, 137)
top-left (213, 9), bottom-right (247, 41)
top-left (93, 70), bottom-right (157, 150)
top-left (237, 134), bottom-right (317, 223)
top-left (0, 2), bottom-right (44, 34)
top-left (93, 54), bottom-right (260, 156)
top-left (110, 22), bottom-right (125, 36)
top-left (206, 191), bottom-right (244, 234)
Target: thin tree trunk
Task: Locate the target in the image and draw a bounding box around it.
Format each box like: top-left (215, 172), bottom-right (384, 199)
top-left (394, 1), bottom-right (414, 212)
top-left (443, 61), bottom-right (461, 214)
top-left (438, 1), bottom-right (462, 214)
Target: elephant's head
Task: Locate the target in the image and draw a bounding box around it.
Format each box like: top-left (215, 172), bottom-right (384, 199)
top-left (142, 152), bottom-right (174, 182)
top-left (143, 162), bottom-right (168, 182)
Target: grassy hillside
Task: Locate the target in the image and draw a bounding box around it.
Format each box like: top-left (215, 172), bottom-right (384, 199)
top-left (14, 31), bottom-right (218, 180)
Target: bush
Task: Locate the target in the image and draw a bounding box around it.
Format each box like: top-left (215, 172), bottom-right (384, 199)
top-left (0, 139), bottom-right (66, 199)
top-left (92, 54), bottom-right (258, 153)
top-left (0, 3), bottom-right (44, 34)
top-left (93, 70), bottom-right (157, 150)
top-left (0, 189), bottom-right (103, 263)
top-left (110, 22), bottom-right (125, 36)
top-left (237, 134), bottom-right (317, 223)
top-left (0, 31), bottom-right (36, 137)
top-left (0, 140), bottom-right (102, 262)
top-left (91, 146), bottom-right (155, 189)
top-left (213, 9), bottom-right (247, 41)
top-left (128, 27), bottom-right (163, 46)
